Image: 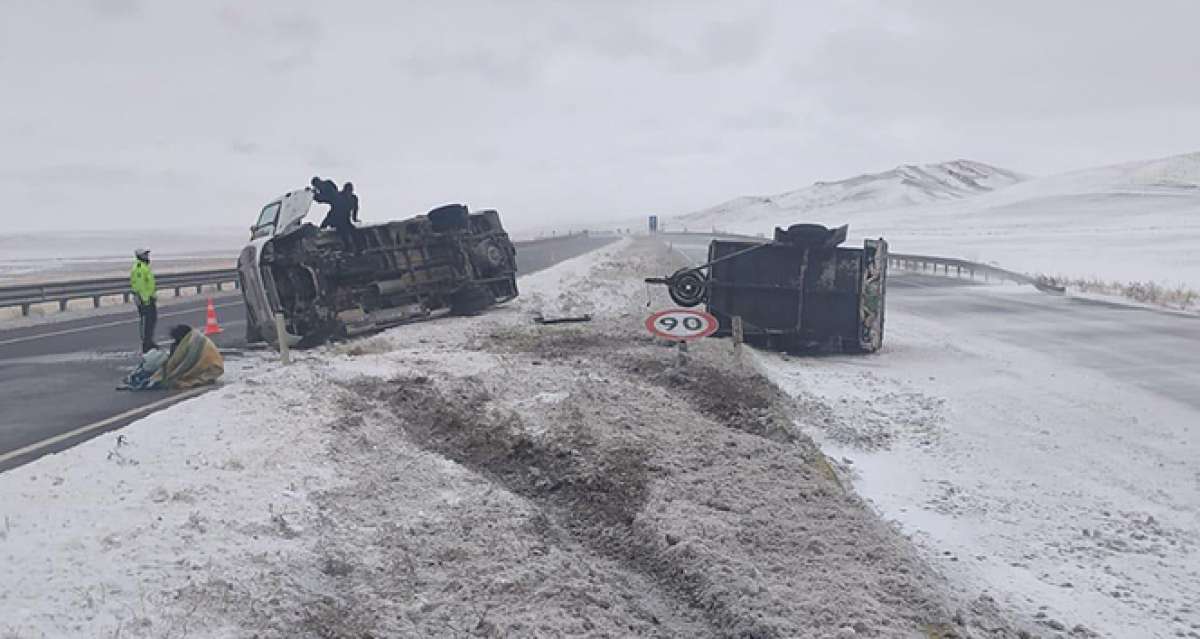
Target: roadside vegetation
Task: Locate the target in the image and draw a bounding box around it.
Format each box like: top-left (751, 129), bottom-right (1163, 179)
top-left (1038, 274), bottom-right (1199, 312)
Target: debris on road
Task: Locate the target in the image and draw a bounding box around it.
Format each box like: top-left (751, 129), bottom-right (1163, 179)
top-left (647, 223), bottom-right (888, 353)
top-left (531, 312), bottom-right (592, 324)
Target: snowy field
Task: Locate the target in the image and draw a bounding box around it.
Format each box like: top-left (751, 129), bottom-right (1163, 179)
top-left (755, 287), bottom-right (1200, 638)
top-left (7, 231), bottom-right (1196, 637)
top-left (678, 152), bottom-right (1200, 290)
top-left (0, 238), bottom-right (1037, 638)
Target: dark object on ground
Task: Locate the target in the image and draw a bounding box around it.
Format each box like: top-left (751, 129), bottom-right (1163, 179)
top-left (646, 224), bottom-right (887, 353)
top-left (1034, 277), bottom-right (1067, 294)
top-left (119, 325), bottom-right (223, 391)
top-left (238, 193), bottom-right (518, 348)
top-left (533, 314), bottom-right (593, 324)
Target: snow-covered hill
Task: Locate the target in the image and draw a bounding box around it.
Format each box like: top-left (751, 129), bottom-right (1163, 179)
top-left (679, 160), bottom-right (1026, 229)
top-left (678, 152), bottom-right (1200, 286)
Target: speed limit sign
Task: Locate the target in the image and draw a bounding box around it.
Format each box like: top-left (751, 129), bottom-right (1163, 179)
top-left (645, 308), bottom-right (719, 341)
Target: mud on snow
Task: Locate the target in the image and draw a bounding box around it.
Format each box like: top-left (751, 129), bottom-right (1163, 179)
top-left (160, 238), bottom-right (1038, 638)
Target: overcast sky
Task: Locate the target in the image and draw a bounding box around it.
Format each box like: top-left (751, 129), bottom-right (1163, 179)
top-left (1, 0), bottom-right (1198, 233)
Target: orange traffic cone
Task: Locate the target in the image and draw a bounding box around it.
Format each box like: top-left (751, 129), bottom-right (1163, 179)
top-left (203, 298), bottom-right (223, 335)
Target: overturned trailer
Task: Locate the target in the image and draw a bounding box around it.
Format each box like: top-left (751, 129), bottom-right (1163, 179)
top-left (237, 188), bottom-right (518, 347)
top-left (647, 224), bottom-right (887, 353)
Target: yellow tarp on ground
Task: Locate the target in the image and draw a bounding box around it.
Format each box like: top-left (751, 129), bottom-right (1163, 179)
top-left (157, 329), bottom-right (224, 389)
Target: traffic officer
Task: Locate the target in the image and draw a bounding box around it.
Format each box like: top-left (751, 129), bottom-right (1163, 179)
top-left (130, 248), bottom-right (158, 353)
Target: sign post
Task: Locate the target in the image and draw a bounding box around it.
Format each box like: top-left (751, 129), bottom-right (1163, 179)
top-left (731, 315), bottom-right (744, 362)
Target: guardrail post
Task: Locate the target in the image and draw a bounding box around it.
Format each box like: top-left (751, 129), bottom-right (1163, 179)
top-left (92, 296), bottom-right (101, 309)
top-left (195, 285), bottom-right (202, 295)
top-left (174, 286), bottom-right (181, 297)
top-left (123, 293), bottom-right (130, 304)
top-left (216, 282), bottom-right (223, 292)
top-left (58, 300), bottom-right (69, 312)
top-left (21, 304), bottom-right (30, 317)
top-left (274, 313), bottom-right (291, 366)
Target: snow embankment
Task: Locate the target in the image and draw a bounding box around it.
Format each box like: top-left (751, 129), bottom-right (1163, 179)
top-left (0, 238), bottom-right (1034, 638)
top-left (755, 286), bottom-right (1200, 638)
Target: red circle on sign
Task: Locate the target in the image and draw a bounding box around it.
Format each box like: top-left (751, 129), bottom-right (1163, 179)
top-left (645, 308), bottom-right (720, 341)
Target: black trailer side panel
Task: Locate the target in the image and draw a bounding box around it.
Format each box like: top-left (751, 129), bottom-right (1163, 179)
top-left (704, 237), bottom-right (887, 353)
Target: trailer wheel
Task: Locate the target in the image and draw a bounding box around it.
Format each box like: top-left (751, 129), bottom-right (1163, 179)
top-left (471, 239), bottom-right (508, 274)
top-left (666, 268), bottom-right (708, 307)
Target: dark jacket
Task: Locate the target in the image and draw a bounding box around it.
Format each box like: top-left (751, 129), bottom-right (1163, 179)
top-left (312, 179), bottom-right (339, 205)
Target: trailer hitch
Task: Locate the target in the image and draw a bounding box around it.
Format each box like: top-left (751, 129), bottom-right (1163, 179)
top-left (646, 240), bottom-right (774, 307)
top-left (645, 268), bottom-right (709, 307)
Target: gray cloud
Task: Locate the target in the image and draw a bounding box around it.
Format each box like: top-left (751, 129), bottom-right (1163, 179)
top-left (695, 16), bottom-right (768, 70)
top-left (393, 46), bottom-right (541, 86)
top-left (793, 1), bottom-right (1200, 118)
top-left (272, 14), bottom-right (322, 42)
top-left (90, 0), bottom-right (139, 20)
top-left (0, 1), bottom-right (1197, 233)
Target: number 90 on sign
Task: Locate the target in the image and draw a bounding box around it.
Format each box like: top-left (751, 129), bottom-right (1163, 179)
top-left (645, 308), bottom-right (719, 341)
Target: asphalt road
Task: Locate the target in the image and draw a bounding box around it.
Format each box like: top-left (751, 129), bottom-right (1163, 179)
top-left (670, 238), bottom-right (1200, 412)
top-left (0, 234), bottom-right (616, 471)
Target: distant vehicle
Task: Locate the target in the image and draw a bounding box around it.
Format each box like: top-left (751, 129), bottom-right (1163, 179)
top-left (237, 188), bottom-right (518, 347)
top-left (646, 223), bottom-right (887, 353)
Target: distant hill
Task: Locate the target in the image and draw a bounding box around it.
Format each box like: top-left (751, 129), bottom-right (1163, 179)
top-left (677, 160), bottom-right (1026, 229)
top-left (673, 151), bottom-right (1200, 286)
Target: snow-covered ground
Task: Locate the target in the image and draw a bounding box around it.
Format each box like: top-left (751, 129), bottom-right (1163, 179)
top-left (756, 287), bottom-right (1200, 638)
top-left (678, 151), bottom-right (1200, 289)
top-left (0, 238), bottom-right (1037, 638)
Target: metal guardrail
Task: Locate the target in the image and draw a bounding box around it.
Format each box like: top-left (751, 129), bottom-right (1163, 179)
top-left (886, 253), bottom-right (1064, 292)
top-left (656, 231), bottom-right (1063, 293)
top-left (0, 233), bottom-right (1062, 319)
top-left (0, 268), bottom-right (239, 316)
top-left (0, 233), bottom-right (617, 318)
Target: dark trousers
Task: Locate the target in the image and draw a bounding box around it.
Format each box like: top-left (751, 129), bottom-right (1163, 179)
top-left (335, 225), bottom-right (356, 252)
top-left (138, 301), bottom-right (158, 353)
